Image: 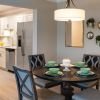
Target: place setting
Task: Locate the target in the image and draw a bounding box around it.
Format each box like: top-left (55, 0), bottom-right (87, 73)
top-left (45, 61), bottom-right (59, 68)
top-left (74, 61), bottom-right (87, 68)
top-left (76, 67), bottom-right (96, 77)
top-left (44, 68), bottom-right (64, 77)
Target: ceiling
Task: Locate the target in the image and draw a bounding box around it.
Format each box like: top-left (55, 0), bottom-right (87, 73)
top-left (0, 5), bottom-right (32, 17)
top-left (0, 5), bottom-right (20, 12)
top-left (46, 0), bottom-right (100, 5)
top-left (47, 0), bottom-right (100, 9)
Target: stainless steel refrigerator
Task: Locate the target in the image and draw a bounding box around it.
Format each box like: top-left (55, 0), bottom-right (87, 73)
top-left (16, 21), bottom-right (33, 69)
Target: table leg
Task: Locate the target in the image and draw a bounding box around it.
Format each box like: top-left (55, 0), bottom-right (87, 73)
top-left (61, 82), bottom-right (74, 100)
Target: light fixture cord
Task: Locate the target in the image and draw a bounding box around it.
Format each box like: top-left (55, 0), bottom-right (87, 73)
top-left (65, 0), bottom-right (76, 8)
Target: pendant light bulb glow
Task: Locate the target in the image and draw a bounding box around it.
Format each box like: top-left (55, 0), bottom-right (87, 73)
top-left (54, 0), bottom-right (85, 21)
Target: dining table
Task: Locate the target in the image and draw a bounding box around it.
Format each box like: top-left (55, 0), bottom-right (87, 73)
top-left (33, 66), bottom-right (100, 100)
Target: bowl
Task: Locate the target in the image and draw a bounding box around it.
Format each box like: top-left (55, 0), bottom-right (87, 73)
top-left (80, 68), bottom-right (90, 74)
top-left (75, 61), bottom-right (85, 67)
top-left (49, 68), bottom-right (59, 74)
top-left (47, 61), bottom-right (56, 66)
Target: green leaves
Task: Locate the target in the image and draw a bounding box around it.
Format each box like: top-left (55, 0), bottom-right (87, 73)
top-left (96, 35), bottom-right (100, 46)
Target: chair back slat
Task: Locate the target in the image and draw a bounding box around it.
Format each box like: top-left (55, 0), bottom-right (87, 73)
top-left (28, 54), bottom-right (45, 71)
top-left (83, 54), bottom-right (100, 68)
top-left (13, 66), bottom-right (38, 100)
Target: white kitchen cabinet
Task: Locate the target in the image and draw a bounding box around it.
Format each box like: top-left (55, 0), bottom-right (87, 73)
top-left (0, 48), bottom-right (6, 68)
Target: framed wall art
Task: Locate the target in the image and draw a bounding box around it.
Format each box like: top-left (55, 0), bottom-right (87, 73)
top-left (87, 31), bottom-right (94, 39)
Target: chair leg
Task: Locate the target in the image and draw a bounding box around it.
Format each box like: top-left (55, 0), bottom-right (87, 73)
top-left (81, 88), bottom-right (84, 91)
top-left (96, 80), bottom-right (99, 90)
top-left (60, 82), bottom-right (67, 94)
top-left (96, 82), bottom-right (99, 90)
top-left (96, 85), bottom-right (99, 90)
top-left (60, 82), bottom-right (63, 94)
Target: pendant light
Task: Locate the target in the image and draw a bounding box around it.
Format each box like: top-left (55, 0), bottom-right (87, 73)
top-left (54, 0), bottom-right (85, 21)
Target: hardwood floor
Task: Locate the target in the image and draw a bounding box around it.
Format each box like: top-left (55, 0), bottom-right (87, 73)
top-left (0, 69), bottom-right (62, 100)
top-left (0, 69), bottom-right (60, 100)
top-left (0, 69), bottom-right (81, 100)
top-left (0, 69), bottom-right (18, 100)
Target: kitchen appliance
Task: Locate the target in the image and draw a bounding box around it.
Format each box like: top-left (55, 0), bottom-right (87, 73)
top-left (16, 21), bottom-right (33, 69)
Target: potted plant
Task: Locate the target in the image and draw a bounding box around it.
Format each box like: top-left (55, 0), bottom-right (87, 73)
top-left (96, 35), bottom-right (100, 46)
top-left (86, 18), bottom-right (95, 28)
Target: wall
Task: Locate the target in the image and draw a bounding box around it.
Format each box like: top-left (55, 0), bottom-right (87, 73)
top-left (57, 1), bottom-right (100, 63)
top-left (37, 6), bottom-right (57, 62)
top-left (36, 2), bottom-right (57, 62)
top-left (0, 0), bottom-right (57, 62)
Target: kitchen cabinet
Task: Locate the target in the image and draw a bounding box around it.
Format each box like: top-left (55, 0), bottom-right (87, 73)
top-left (0, 48), bottom-right (6, 68)
top-left (0, 47), bottom-right (16, 70)
top-left (6, 48), bottom-right (16, 71)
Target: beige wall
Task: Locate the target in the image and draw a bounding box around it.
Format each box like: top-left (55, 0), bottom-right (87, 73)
top-left (37, 7), bottom-right (57, 61)
top-left (36, 2), bottom-right (57, 61)
top-left (0, 0), bottom-right (57, 62)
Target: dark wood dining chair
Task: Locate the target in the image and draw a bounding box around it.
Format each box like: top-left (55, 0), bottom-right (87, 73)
top-left (72, 54), bottom-right (99, 90)
top-left (13, 66), bottom-right (64, 100)
top-left (28, 54), bottom-right (61, 88)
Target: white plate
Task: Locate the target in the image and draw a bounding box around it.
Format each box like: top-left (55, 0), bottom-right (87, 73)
top-left (45, 71), bottom-right (64, 76)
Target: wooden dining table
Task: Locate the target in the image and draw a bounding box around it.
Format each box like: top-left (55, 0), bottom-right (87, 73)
top-left (33, 66), bottom-right (100, 100)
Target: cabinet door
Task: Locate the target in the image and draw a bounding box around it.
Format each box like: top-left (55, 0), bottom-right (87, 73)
top-left (0, 49), bottom-right (6, 68)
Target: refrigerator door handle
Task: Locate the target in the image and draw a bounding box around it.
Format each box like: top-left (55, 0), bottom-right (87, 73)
top-left (21, 29), bottom-right (25, 56)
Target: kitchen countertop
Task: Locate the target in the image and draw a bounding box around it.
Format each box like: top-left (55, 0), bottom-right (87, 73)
top-left (0, 46), bottom-right (17, 49)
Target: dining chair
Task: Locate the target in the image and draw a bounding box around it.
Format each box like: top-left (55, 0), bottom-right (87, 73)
top-left (73, 88), bottom-right (100, 100)
top-left (72, 54), bottom-right (99, 90)
top-left (28, 54), bottom-right (61, 88)
top-left (13, 66), bottom-right (64, 100)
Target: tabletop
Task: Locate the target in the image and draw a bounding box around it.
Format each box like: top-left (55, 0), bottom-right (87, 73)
top-left (33, 67), bottom-right (100, 83)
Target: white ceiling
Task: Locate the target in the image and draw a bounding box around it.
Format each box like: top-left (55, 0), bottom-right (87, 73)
top-left (0, 5), bottom-right (32, 17)
top-left (0, 5), bottom-right (20, 12)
